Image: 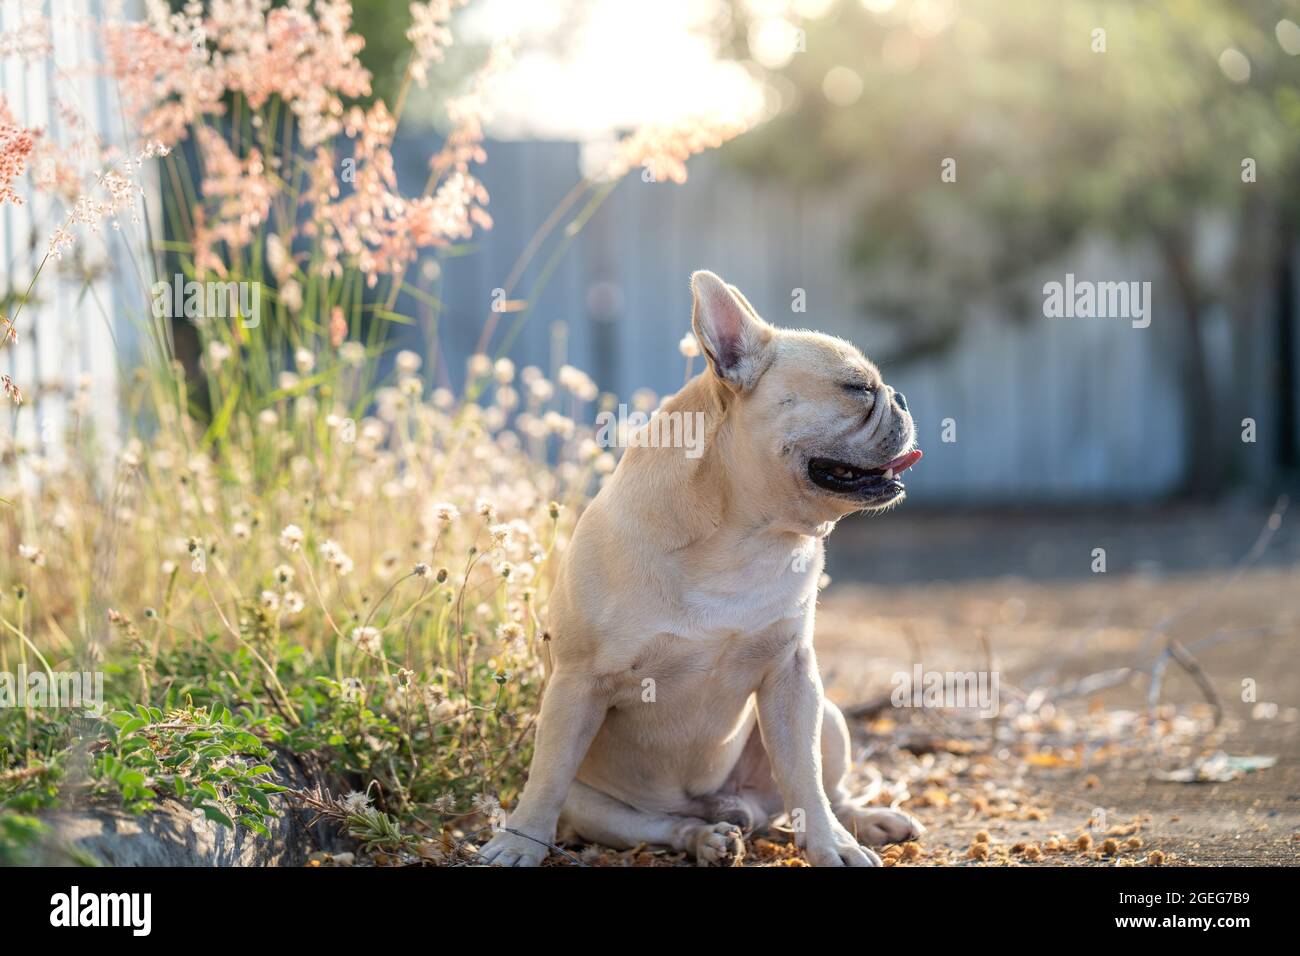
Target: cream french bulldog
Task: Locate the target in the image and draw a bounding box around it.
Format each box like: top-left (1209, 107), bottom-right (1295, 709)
top-left (480, 271), bottom-right (923, 867)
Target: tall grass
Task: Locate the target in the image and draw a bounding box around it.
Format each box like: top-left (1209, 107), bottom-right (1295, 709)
top-left (0, 0), bottom-right (745, 863)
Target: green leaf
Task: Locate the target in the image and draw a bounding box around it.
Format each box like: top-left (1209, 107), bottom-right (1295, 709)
top-left (200, 380), bottom-right (242, 450)
top-left (371, 309), bottom-right (415, 325)
top-left (200, 805), bottom-right (234, 829)
top-left (164, 749), bottom-right (195, 768)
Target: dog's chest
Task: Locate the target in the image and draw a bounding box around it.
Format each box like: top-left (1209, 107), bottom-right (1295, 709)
top-left (609, 552), bottom-right (819, 705)
top-left (672, 538), bottom-right (822, 636)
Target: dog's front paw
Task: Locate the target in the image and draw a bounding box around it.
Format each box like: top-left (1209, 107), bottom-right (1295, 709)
top-left (687, 822), bottom-right (746, 867)
top-left (478, 829), bottom-right (549, 867)
top-left (805, 823), bottom-right (882, 867)
top-left (838, 806), bottom-right (925, 846)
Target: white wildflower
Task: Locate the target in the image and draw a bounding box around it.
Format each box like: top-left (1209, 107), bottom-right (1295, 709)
top-left (395, 349), bottom-right (422, 375)
top-left (349, 626), bottom-right (382, 654)
top-left (280, 524), bottom-right (305, 552)
top-left (319, 539), bottom-right (354, 576)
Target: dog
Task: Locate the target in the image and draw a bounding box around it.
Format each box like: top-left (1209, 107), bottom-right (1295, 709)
top-left (480, 270), bottom-right (924, 866)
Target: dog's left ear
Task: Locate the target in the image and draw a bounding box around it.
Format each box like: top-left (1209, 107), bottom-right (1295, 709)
top-left (690, 270), bottom-right (773, 391)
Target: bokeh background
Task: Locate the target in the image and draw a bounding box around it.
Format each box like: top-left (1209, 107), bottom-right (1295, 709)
top-left (2, 0), bottom-right (1298, 864)
top-left (7, 0), bottom-right (1299, 507)
top-left (362, 0), bottom-right (1300, 508)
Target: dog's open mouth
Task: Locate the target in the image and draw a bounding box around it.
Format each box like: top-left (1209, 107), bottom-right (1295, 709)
top-left (807, 449), bottom-right (923, 500)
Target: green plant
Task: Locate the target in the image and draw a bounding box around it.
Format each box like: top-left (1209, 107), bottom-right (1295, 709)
top-left (94, 705), bottom-right (287, 835)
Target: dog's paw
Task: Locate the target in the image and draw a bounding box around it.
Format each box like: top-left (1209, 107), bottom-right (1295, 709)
top-left (837, 806), bottom-right (924, 846)
top-left (687, 822), bottom-right (746, 867)
top-left (478, 829), bottom-right (549, 867)
top-left (805, 823), bottom-right (882, 867)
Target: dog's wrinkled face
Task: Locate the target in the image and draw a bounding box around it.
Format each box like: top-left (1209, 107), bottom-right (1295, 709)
top-left (690, 271), bottom-right (920, 525)
top-left (759, 333), bottom-right (920, 510)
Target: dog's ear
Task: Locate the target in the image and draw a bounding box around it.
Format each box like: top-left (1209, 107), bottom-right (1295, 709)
top-left (690, 270), bottom-right (773, 391)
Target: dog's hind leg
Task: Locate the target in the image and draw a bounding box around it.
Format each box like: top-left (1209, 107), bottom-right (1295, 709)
top-left (558, 781), bottom-right (745, 866)
top-left (822, 699), bottom-right (924, 846)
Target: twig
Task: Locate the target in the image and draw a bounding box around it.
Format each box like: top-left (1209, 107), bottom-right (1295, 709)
top-left (1027, 499), bottom-right (1287, 717)
top-left (1136, 494), bottom-right (1288, 658)
top-left (842, 693), bottom-right (895, 721)
top-left (1148, 637), bottom-right (1223, 727)
top-left (1039, 667), bottom-right (1136, 702)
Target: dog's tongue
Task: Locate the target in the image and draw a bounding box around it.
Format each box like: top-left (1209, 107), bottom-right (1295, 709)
top-left (886, 449), bottom-right (923, 476)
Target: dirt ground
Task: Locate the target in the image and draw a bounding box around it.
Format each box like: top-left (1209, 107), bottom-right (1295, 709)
top-left (809, 502), bottom-right (1300, 867)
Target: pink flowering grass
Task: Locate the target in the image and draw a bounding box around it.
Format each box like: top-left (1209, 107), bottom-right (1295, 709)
top-left (0, 1), bottom-right (752, 862)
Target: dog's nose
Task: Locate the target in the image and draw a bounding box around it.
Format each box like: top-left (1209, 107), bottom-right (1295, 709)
top-left (892, 389), bottom-right (908, 413)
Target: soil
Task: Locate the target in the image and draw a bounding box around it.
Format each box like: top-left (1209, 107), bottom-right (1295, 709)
top-left (809, 503), bottom-right (1300, 866)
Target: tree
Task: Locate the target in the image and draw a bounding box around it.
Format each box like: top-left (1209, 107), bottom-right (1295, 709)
top-left (725, 0), bottom-right (1300, 495)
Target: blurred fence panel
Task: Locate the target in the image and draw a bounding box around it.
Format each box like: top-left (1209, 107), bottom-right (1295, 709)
top-left (395, 137), bottom-right (1214, 503)
top-left (1, 1), bottom-right (132, 475)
